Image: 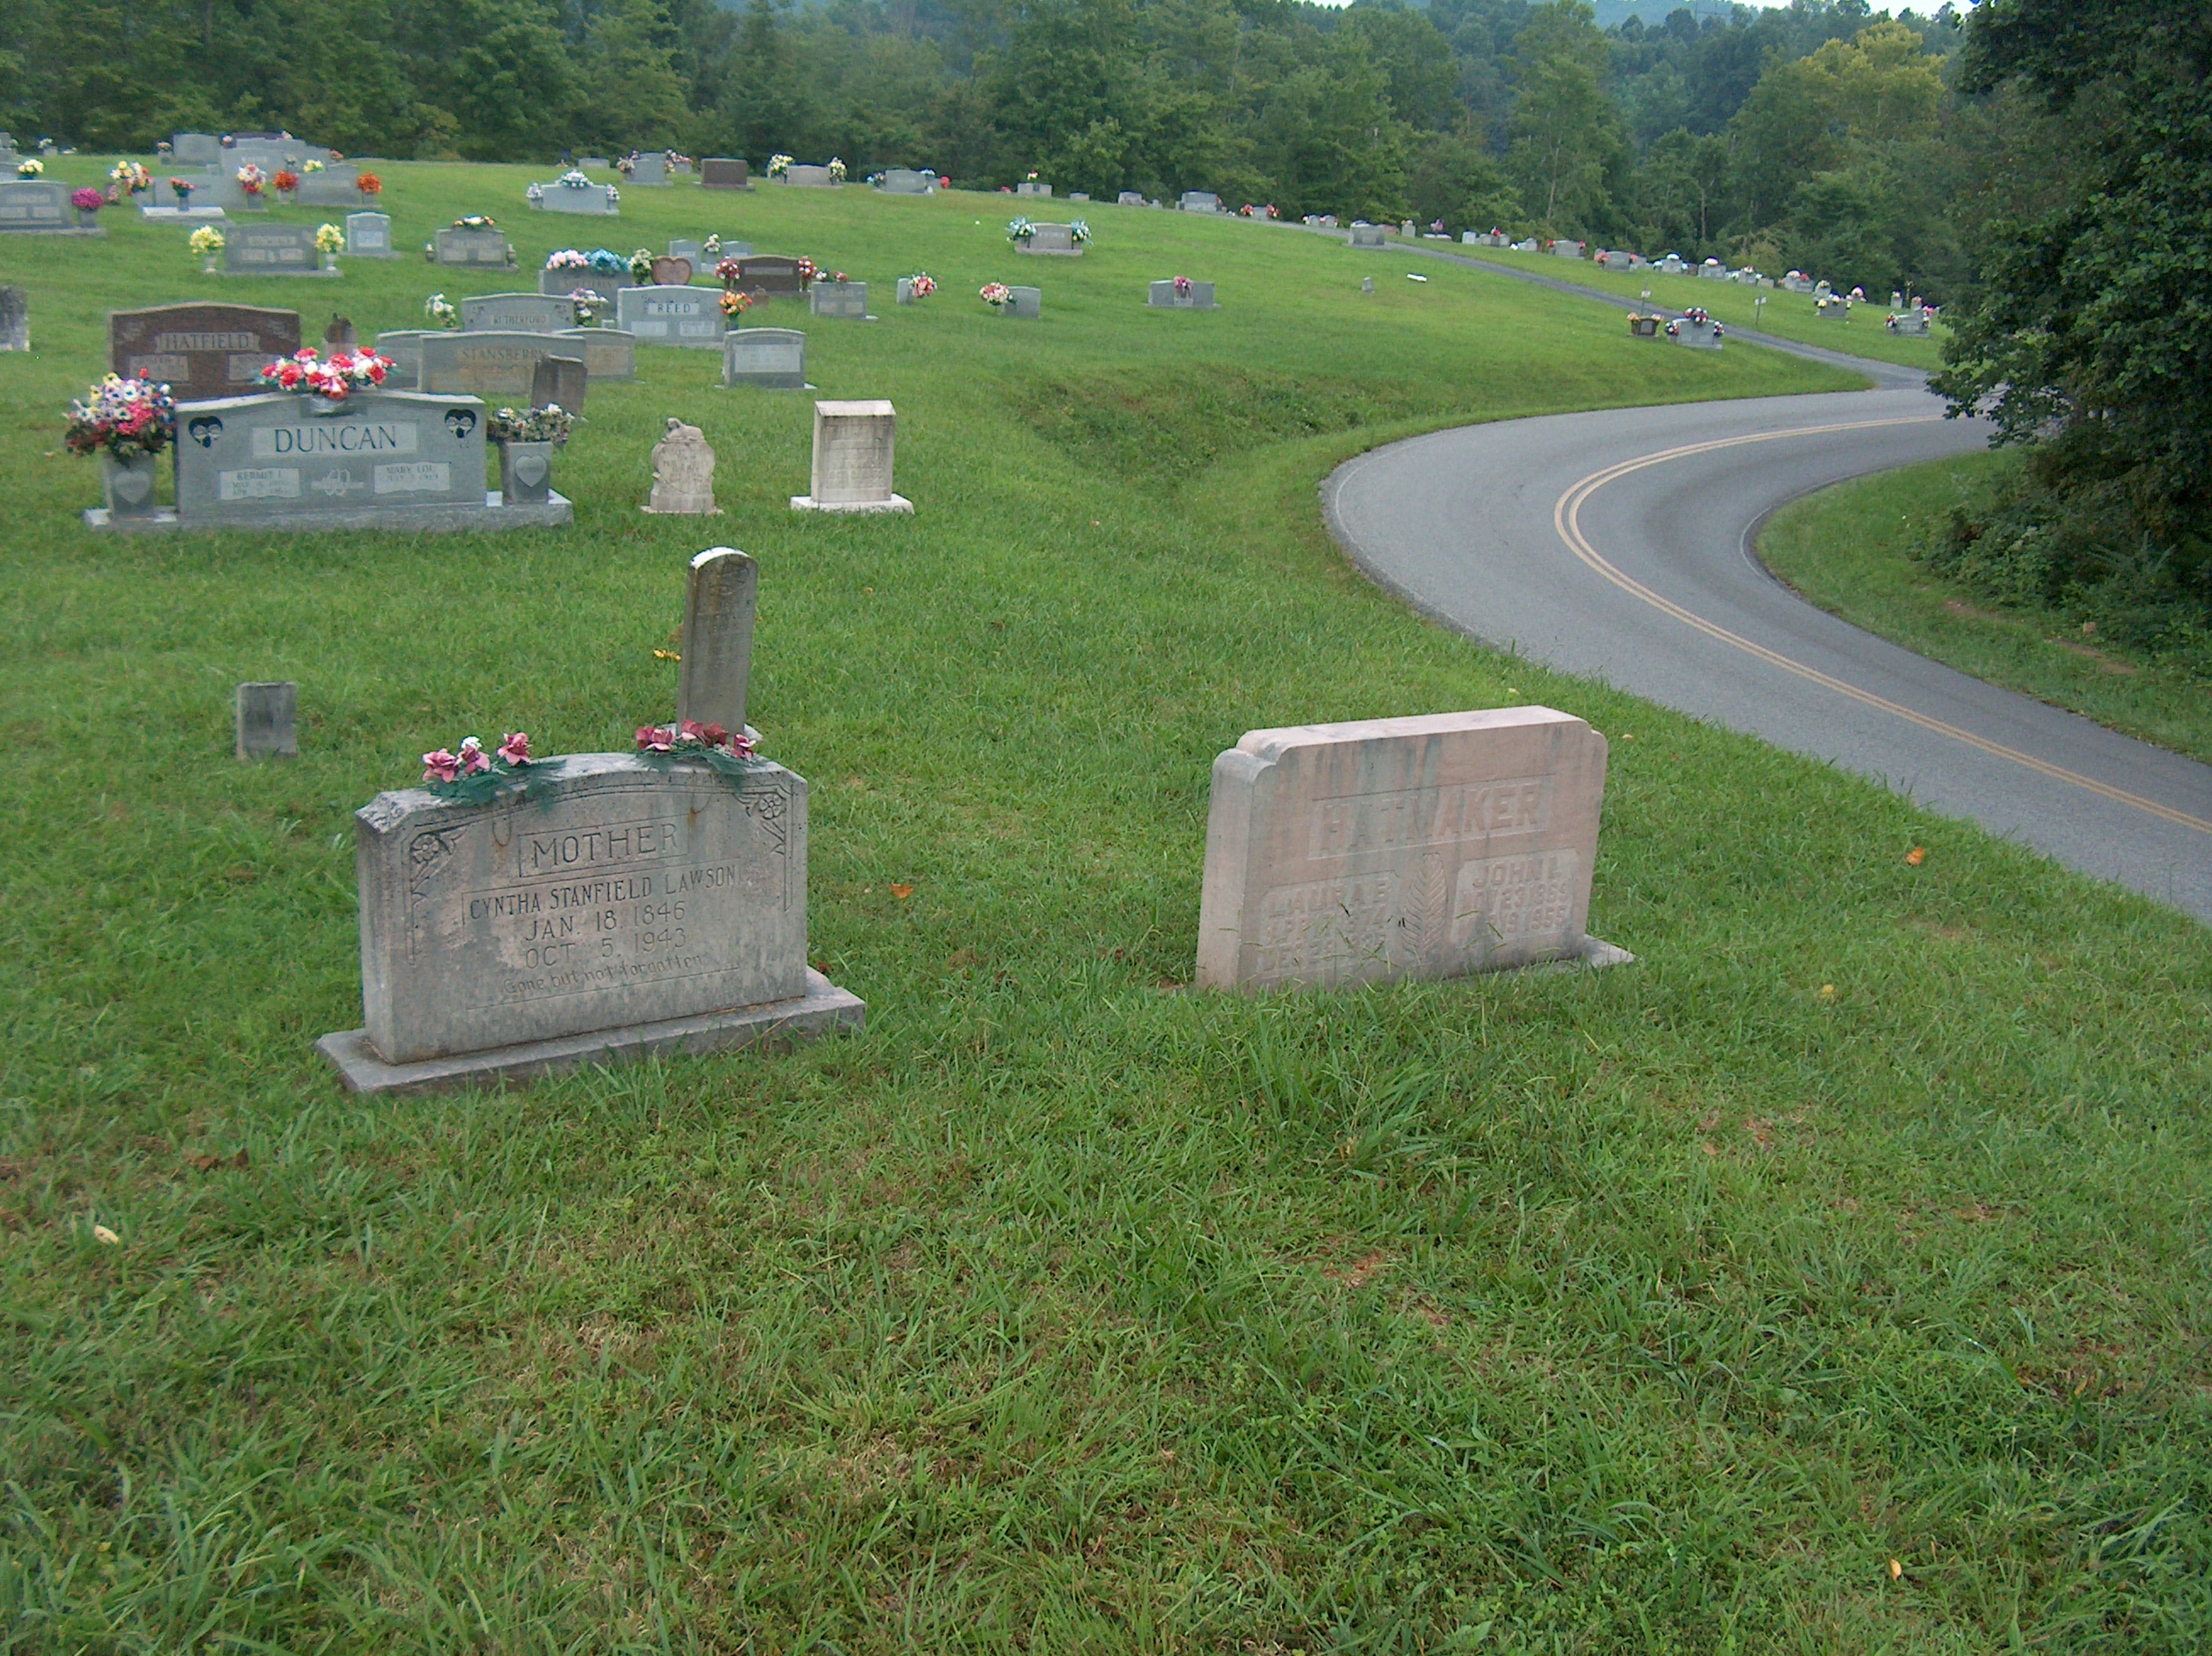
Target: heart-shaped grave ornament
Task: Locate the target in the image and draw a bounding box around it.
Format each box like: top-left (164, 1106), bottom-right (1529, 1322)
top-left (109, 467), bottom-right (154, 505)
top-left (187, 415), bottom-right (224, 448)
top-left (445, 408), bottom-right (478, 440)
top-left (511, 452), bottom-right (549, 488)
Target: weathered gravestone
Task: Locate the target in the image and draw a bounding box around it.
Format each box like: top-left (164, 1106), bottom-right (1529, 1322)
top-left (1179, 192), bottom-right (1220, 214)
top-left (722, 327), bottom-right (807, 389)
top-left (144, 389), bottom-right (572, 532)
top-left (726, 256), bottom-right (806, 302)
top-left (877, 168), bottom-right (933, 194)
top-left (791, 400), bottom-right (911, 514)
top-left (236, 681), bottom-right (298, 762)
top-left (1553, 239), bottom-right (1584, 258)
top-left (643, 418), bottom-right (719, 514)
top-left (315, 551), bottom-right (862, 1094)
top-left (110, 304), bottom-right (301, 401)
top-left (1015, 180), bottom-right (1052, 198)
top-left (1004, 286), bottom-right (1042, 320)
top-left (809, 281), bottom-right (871, 319)
top-left (433, 227), bottom-right (516, 267)
top-left (617, 284), bottom-right (723, 347)
top-left (533, 178), bottom-right (620, 215)
top-left (224, 222), bottom-right (330, 277)
top-left (555, 327), bottom-right (637, 382)
top-left (174, 133), bottom-right (221, 165)
top-left (1348, 223), bottom-right (1386, 249)
top-left (1117, 192), bottom-right (1145, 207)
top-left (0, 285), bottom-right (25, 351)
top-left (630, 153), bottom-right (668, 187)
top-left (422, 332), bottom-right (586, 400)
top-left (1017, 223), bottom-right (1082, 256)
top-left (371, 330), bottom-right (432, 389)
top-left (1148, 279), bottom-right (1217, 310)
top-left (1193, 708), bottom-right (1628, 992)
top-left (700, 158), bottom-right (751, 190)
top-left (346, 210), bottom-right (394, 258)
top-left (1887, 310), bottom-right (1932, 336)
top-left (461, 292), bottom-right (573, 333)
top-left (1, 180), bottom-right (98, 236)
top-left (531, 354), bottom-right (588, 412)
top-left (781, 165), bottom-right (837, 188)
top-left (679, 547), bottom-right (757, 733)
top-left (539, 267), bottom-right (632, 305)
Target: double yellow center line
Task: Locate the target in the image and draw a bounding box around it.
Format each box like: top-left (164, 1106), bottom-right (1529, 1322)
top-left (1550, 418), bottom-right (2212, 835)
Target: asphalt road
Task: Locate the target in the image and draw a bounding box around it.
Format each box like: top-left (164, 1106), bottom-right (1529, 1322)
top-left (1320, 372), bottom-right (2212, 923)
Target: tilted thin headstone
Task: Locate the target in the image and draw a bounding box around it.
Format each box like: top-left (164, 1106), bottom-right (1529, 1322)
top-left (678, 549), bottom-right (758, 735)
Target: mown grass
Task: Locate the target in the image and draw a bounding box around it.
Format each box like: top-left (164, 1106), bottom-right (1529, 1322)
top-left (1758, 450), bottom-right (2212, 766)
top-left (3, 163), bottom-right (2209, 1654)
top-left (1454, 242), bottom-right (1948, 371)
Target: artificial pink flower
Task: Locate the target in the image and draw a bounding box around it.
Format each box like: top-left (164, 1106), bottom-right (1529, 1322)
top-left (458, 736), bottom-right (489, 775)
top-left (678, 719), bottom-right (708, 743)
top-left (422, 748), bottom-right (461, 782)
top-left (635, 724), bottom-right (675, 752)
top-left (497, 731), bottom-right (532, 765)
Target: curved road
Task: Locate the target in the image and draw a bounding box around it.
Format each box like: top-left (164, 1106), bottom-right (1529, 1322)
top-left (1321, 369), bottom-right (2212, 922)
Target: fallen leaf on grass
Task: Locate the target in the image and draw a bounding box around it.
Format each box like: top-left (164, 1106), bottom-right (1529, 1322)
top-left (1905, 847), bottom-right (1926, 866)
top-left (92, 1224), bottom-right (120, 1245)
top-left (890, 884), bottom-right (914, 899)
top-left (1818, 983), bottom-right (1838, 1002)
top-left (653, 649), bottom-right (680, 661)
top-left (187, 1150), bottom-right (250, 1173)
top-left (1889, 1558), bottom-right (1903, 1580)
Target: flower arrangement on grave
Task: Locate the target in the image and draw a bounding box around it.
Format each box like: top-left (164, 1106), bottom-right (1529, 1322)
top-left (906, 271), bottom-right (936, 297)
top-left (258, 346), bottom-right (393, 400)
top-left (236, 163), bottom-right (265, 196)
top-left (1173, 274), bottom-right (1193, 297)
top-left (558, 170), bottom-right (593, 188)
top-left (1025, 171), bottom-right (1039, 181)
top-left (1068, 219), bottom-right (1090, 243)
top-left (18, 158), bottom-right (43, 177)
top-left (605, 184), bottom-right (620, 204)
top-left (422, 734), bottom-right (539, 803)
top-left (545, 248), bottom-right (590, 270)
top-left (188, 225), bottom-right (225, 256)
top-left (423, 293), bottom-right (458, 327)
top-left (303, 159), bottom-right (324, 174)
top-left (561, 289), bottom-right (604, 327)
top-left (109, 160), bottom-right (152, 193)
top-left (487, 405), bottom-right (578, 447)
top-left (453, 215), bottom-right (496, 230)
top-left (720, 289), bottom-right (752, 320)
top-left (357, 172), bottom-right (381, 199)
top-left (825, 270), bottom-right (847, 285)
top-left (64, 375), bottom-right (176, 462)
top-left (273, 169), bottom-right (299, 200)
top-left (768, 154), bottom-right (793, 178)
top-left (827, 157), bottom-right (846, 182)
top-left (587, 247), bottom-right (627, 274)
top-left (1007, 216), bottom-right (1036, 243)
top-left (628, 247), bottom-right (657, 282)
top-left (980, 282), bottom-right (1013, 309)
top-left (526, 182), bottom-right (545, 204)
top-left (315, 222), bottom-right (344, 254)
top-left (169, 176), bottom-right (194, 204)
top-left (715, 255), bottom-right (744, 287)
top-left (70, 187), bottom-right (103, 213)
top-left (703, 233), bottom-right (722, 257)
top-left (634, 719), bottom-right (760, 778)
top-left (796, 257), bottom-right (818, 287)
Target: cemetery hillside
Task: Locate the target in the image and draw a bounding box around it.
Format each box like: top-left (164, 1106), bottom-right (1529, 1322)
top-left (3, 1), bottom-right (2212, 1651)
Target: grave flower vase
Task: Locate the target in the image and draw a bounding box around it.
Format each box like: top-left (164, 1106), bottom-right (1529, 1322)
top-left (498, 440), bottom-right (555, 506)
top-left (99, 451), bottom-right (161, 518)
top-left (200, 254), bottom-right (218, 275)
top-left (76, 207), bottom-right (99, 228)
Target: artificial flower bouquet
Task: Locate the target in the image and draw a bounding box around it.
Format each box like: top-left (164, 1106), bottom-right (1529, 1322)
top-left (258, 347), bottom-right (394, 400)
top-left (64, 375), bottom-right (176, 462)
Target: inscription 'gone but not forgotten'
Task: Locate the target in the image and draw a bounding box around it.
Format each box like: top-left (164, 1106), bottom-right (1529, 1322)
top-left (1195, 707), bottom-right (1624, 991)
top-left (353, 754), bottom-right (809, 1065)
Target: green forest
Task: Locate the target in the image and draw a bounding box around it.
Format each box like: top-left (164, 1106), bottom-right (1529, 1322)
top-left (2, 0), bottom-right (2207, 646)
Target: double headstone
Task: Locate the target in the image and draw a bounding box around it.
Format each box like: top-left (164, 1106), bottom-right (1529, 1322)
top-left (173, 132), bottom-right (222, 165)
top-left (1117, 192), bottom-right (1145, 207)
top-left (1553, 239), bottom-right (1584, 259)
top-left (728, 256), bottom-right (807, 302)
top-left (877, 169), bottom-right (933, 194)
top-left (1148, 279), bottom-right (1217, 310)
top-left (1178, 192), bottom-right (1220, 214)
top-left (433, 227), bottom-right (515, 267)
top-left (539, 267), bottom-right (631, 305)
top-left (791, 400), bottom-right (911, 514)
top-left (461, 293), bottom-right (573, 333)
top-left (225, 222), bottom-right (329, 276)
top-left (172, 389), bottom-right (493, 526)
top-left (616, 284), bottom-right (723, 347)
top-left (1194, 708), bottom-right (1626, 991)
top-left (534, 179), bottom-right (621, 215)
top-left (1348, 223), bottom-right (1385, 249)
top-left (421, 332), bottom-right (587, 400)
top-left (1017, 223), bottom-right (1081, 256)
top-left (701, 158), bottom-right (751, 190)
top-left (346, 211), bottom-right (394, 258)
top-left (724, 328), bottom-right (807, 389)
top-left (809, 281), bottom-right (870, 319)
top-left (1671, 317), bottom-right (1723, 350)
top-left (1, 181), bottom-right (91, 235)
top-left (780, 165), bottom-right (837, 187)
top-left (110, 304), bottom-right (301, 401)
top-left (316, 549), bottom-right (862, 1095)
top-left (630, 153), bottom-right (668, 187)
top-left (1015, 181), bottom-right (1052, 198)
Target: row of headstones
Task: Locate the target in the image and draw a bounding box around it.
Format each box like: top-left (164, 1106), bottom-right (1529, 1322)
top-left (289, 537), bottom-right (1618, 1093)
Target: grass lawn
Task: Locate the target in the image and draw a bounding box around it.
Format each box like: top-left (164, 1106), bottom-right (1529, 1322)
top-left (1757, 450), bottom-right (2212, 767)
top-left (1450, 242), bottom-right (1949, 372)
top-left (3, 163), bottom-right (2209, 1653)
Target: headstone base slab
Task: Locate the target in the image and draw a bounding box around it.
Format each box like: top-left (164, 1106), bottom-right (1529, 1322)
top-left (221, 266), bottom-right (340, 279)
top-left (789, 494), bottom-right (913, 515)
top-left (86, 492), bottom-right (574, 534)
top-left (3, 226), bottom-right (104, 238)
top-left (316, 967), bottom-right (864, 1096)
